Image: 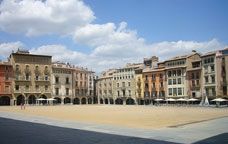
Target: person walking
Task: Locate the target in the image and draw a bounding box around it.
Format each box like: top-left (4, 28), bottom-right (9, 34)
top-left (20, 100), bottom-right (25, 110)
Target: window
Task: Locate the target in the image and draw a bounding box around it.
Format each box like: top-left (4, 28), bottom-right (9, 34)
top-left (117, 91), bottom-right (120, 96)
top-left (152, 74), bottom-right (156, 80)
top-left (128, 82), bottom-right (130, 87)
top-left (177, 70), bottom-right (181, 76)
top-left (25, 85), bottom-right (29, 90)
top-left (45, 75), bottom-right (48, 81)
top-left (123, 90), bottom-right (125, 97)
top-left (192, 73), bottom-right (195, 79)
top-left (25, 73), bottom-right (30, 80)
top-left (35, 75), bottom-right (39, 80)
top-left (55, 76), bottom-right (59, 84)
top-left (178, 78), bottom-right (181, 84)
top-left (15, 85), bottom-right (19, 90)
top-left (205, 76), bottom-right (209, 83)
top-left (160, 82), bottom-right (163, 87)
top-left (55, 88), bottom-right (59, 95)
top-left (196, 73), bottom-right (200, 79)
top-left (5, 74), bottom-right (9, 81)
top-left (153, 82), bottom-right (155, 88)
top-left (45, 85), bottom-right (48, 91)
top-left (16, 65), bottom-right (20, 71)
top-left (144, 83), bottom-right (148, 89)
top-left (211, 75), bottom-right (215, 83)
top-left (196, 80), bottom-right (199, 85)
top-left (66, 88), bottom-right (69, 95)
top-left (117, 83), bottom-right (119, 87)
top-left (211, 65), bottom-right (215, 72)
top-left (168, 71), bottom-right (171, 77)
top-left (80, 82), bottom-right (82, 87)
top-left (159, 74), bottom-right (163, 79)
top-left (173, 88), bottom-right (177, 96)
top-left (168, 88), bottom-right (172, 95)
top-left (35, 85), bottom-right (39, 90)
top-left (75, 81), bottom-right (78, 87)
top-left (122, 82), bottom-right (125, 87)
top-left (129, 90), bottom-right (131, 96)
top-left (173, 79), bottom-right (176, 85)
top-left (173, 70), bottom-right (176, 76)
top-left (192, 80), bottom-right (195, 86)
top-left (178, 88), bottom-right (182, 95)
top-left (145, 75), bottom-right (148, 80)
top-left (66, 77), bottom-right (69, 84)
top-left (168, 79), bottom-right (172, 85)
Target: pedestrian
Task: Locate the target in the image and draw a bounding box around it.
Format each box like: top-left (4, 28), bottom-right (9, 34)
top-left (21, 100), bottom-right (25, 110)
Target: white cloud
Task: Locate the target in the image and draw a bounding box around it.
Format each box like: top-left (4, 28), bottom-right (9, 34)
top-left (0, 39), bottom-right (225, 72)
top-left (30, 44), bottom-right (87, 64)
top-left (30, 38), bottom-right (225, 73)
top-left (0, 41), bottom-right (24, 58)
top-left (0, 0), bottom-right (95, 36)
top-left (0, 1), bottom-right (226, 73)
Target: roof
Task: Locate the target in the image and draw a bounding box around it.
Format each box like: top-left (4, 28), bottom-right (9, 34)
top-left (0, 61), bottom-right (12, 66)
top-left (201, 51), bottom-right (216, 57)
top-left (11, 52), bottom-right (52, 58)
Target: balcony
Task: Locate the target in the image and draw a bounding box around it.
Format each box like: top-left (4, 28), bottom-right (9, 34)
top-left (121, 87), bottom-right (126, 90)
top-left (159, 87), bottom-right (165, 91)
top-left (191, 85), bottom-right (200, 91)
top-left (44, 69), bottom-right (50, 75)
top-left (152, 78), bottom-right (156, 82)
top-left (152, 87), bottom-right (156, 91)
top-left (137, 80), bottom-right (141, 86)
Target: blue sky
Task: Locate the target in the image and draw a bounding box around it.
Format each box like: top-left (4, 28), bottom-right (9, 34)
top-left (85, 0), bottom-right (228, 42)
top-left (0, 0), bottom-right (227, 72)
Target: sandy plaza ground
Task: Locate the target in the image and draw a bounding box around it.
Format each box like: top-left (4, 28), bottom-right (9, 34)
top-left (0, 105), bottom-right (227, 129)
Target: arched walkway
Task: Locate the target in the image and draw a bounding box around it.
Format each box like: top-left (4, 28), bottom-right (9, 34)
top-left (0, 96), bottom-right (10, 106)
top-left (88, 98), bottom-right (92, 104)
top-left (109, 98), bottom-right (114, 104)
top-left (40, 95), bottom-right (47, 105)
top-left (115, 98), bottom-right (123, 105)
top-left (28, 95), bottom-right (36, 105)
top-left (16, 95), bottom-right (25, 105)
top-left (105, 98), bottom-right (109, 104)
top-left (64, 97), bottom-right (71, 104)
top-left (126, 98), bottom-right (135, 105)
top-left (73, 98), bottom-right (80, 104)
top-left (100, 98), bottom-right (104, 104)
top-left (54, 97), bottom-right (61, 104)
top-left (81, 98), bottom-right (87, 104)
top-left (144, 99), bottom-right (151, 105)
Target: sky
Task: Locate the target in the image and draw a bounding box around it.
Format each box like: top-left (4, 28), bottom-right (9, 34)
top-left (0, 0), bottom-right (227, 73)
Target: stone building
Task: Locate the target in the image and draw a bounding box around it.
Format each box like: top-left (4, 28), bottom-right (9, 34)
top-left (164, 51), bottom-right (203, 99)
top-left (186, 51), bottom-right (202, 99)
top-left (96, 69), bottom-right (116, 104)
top-left (220, 48), bottom-right (228, 98)
top-left (73, 67), bottom-right (94, 104)
top-left (142, 56), bottom-right (166, 104)
top-left (201, 48), bottom-right (228, 100)
top-left (9, 50), bottom-right (52, 105)
top-left (0, 62), bottom-right (13, 105)
top-left (87, 70), bottom-right (96, 102)
top-left (52, 62), bottom-right (74, 104)
top-left (113, 63), bottom-right (142, 105)
top-left (164, 56), bottom-right (188, 99)
top-left (135, 67), bottom-right (144, 105)
top-left (201, 52), bottom-right (217, 99)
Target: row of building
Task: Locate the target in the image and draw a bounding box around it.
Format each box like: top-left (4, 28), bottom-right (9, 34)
top-left (96, 48), bottom-right (228, 105)
top-left (0, 50), bottom-right (96, 105)
top-left (0, 48), bottom-right (228, 106)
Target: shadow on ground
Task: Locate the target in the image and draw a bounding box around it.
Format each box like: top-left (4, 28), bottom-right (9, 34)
top-left (0, 117), bottom-right (177, 144)
top-left (194, 133), bottom-right (228, 144)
